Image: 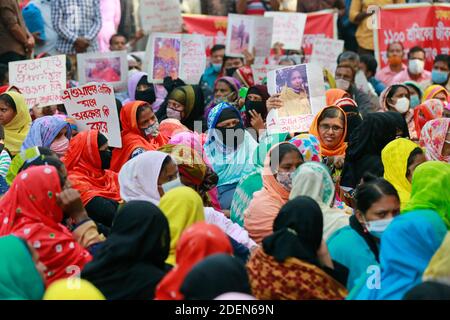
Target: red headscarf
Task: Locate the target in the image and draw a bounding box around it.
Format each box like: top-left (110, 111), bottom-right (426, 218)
top-left (110, 101), bottom-right (168, 172)
top-left (155, 222), bottom-right (233, 300)
top-left (62, 130), bottom-right (121, 206)
top-left (0, 166), bottom-right (92, 286)
top-left (413, 99), bottom-right (444, 140)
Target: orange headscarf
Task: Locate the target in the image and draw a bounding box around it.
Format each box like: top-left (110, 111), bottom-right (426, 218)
top-left (62, 130), bottom-right (121, 206)
top-left (309, 106), bottom-right (347, 157)
top-left (110, 101), bottom-right (168, 172)
top-left (326, 89), bottom-right (349, 106)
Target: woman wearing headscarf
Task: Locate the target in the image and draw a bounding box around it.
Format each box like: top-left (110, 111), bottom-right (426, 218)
top-left (290, 162), bottom-right (350, 240)
top-left (245, 142), bottom-right (303, 244)
top-left (423, 231), bottom-right (450, 286)
top-left (403, 161), bottom-right (450, 229)
top-left (243, 85), bottom-right (269, 132)
top-left (325, 88), bottom-right (351, 106)
top-left (247, 196), bottom-right (348, 300)
top-left (203, 77), bottom-right (241, 120)
top-left (126, 72), bottom-right (157, 106)
top-left (340, 111), bottom-right (409, 190)
top-left (404, 81), bottom-right (423, 109)
top-left (0, 166), bottom-right (104, 286)
top-left (420, 118), bottom-right (450, 163)
top-left (63, 130), bottom-right (121, 228)
top-left (381, 138), bottom-right (426, 209)
top-left (334, 98), bottom-right (363, 142)
top-left (413, 99), bottom-right (444, 140)
top-left (0, 235), bottom-right (45, 300)
top-left (349, 210), bottom-right (447, 300)
top-left (288, 133), bottom-right (322, 163)
top-left (422, 84), bottom-right (449, 104)
top-left (110, 101), bottom-right (168, 172)
top-left (0, 92), bottom-right (31, 156)
top-left (43, 278), bottom-right (105, 300)
top-left (81, 201), bottom-right (171, 300)
top-left (155, 222), bottom-right (233, 300)
top-left (203, 103), bottom-right (258, 210)
top-left (328, 174), bottom-right (401, 291)
top-left (21, 116), bottom-right (72, 157)
top-left (180, 254), bottom-right (252, 300)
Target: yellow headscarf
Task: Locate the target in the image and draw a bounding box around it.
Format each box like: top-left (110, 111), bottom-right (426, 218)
top-left (423, 232), bottom-right (450, 285)
top-left (43, 279), bottom-right (106, 300)
top-left (158, 186), bottom-right (205, 265)
top-left (422, 84), bottom-right (449, 103)
top-left (381, 138), bottom-right (421, 210)
top-left (1, 91), bottom-right (31, 155)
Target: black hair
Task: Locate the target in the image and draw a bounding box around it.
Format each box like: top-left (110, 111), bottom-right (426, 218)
top-left (406, 147), bottom-right (424, 177)
top-left (222, 56), bottom-right (244, 67)
top-left (0, 124), bottom-right (4, 140)
top-left (434, 54), bottom-right (450, 70)
top-left (136, 103), bottom-right (153, 122)
top-left (130, 54), bottom-right (142, 64)
top-left (65, 56), bottom-right (72, 72)
top-left (360, 54), bottom-right (378, 77)
top-left (0, 94), bottom-right (17, 112)
top-left (210, 44), bottom-right (225, 55)
top-left (109, 33), bottom-right (128, 46)
top-left (97, 132), bottom-right (108, 148)
top-left (387, 41), bottom-right (404, 52)
top-left (408, 46), bottom-right (426, 59)
top-left (270, 143), bottom-right (303, 173)
top-left (354, 173), bottom-right (399, 214)
top-left (386, 84), bottom-right (410, 106)
top-left (0, 63), bottom-right (8, 85)
top-left (160, 155), bottom-right (175, 177)
top-left (318, 106), bottom-right (345, 124)
top-left (405, 83), bottom-right (422, 101)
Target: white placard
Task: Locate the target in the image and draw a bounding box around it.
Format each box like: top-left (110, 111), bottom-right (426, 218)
top-left (310, 38), bottom-right (344, 74)
top-left (9, 55), bottom-right (66, 109)
top-left (264, 12), bottom-right (307, 50)
top-left (139, 0), bottom-right (182, 33)
top-left (61, 83), bottom-right (122, 148)
top-left (251, 64), bottom-right (284, 85)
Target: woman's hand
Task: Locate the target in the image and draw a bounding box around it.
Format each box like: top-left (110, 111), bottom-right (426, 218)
top-left (249, 110), bottom-right (265, 131)
top-left (243, 48), bottom-right (255, 66)
top-left (56, 188), bottom-right (89, 224)
top-left (266, 94), bottom-right (283, 112)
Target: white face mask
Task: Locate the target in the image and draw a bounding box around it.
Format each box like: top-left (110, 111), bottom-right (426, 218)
top-left (335, 79), bottom-right (351, 91)
top-left (394, 97), bottom-right (410, 114)
top-left (162, 177), bottom-right (183, 193)
top-left (365, 218), bottom-right (394, 238)
top-left (408, 59), bottom-right (425, 75)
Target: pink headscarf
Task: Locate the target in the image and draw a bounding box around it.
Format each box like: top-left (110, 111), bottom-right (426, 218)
top-left (420, 118), bottom-right (450, 163)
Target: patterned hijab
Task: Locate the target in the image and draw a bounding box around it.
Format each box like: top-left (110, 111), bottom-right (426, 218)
top-left (420, 118), bottom-right (450, 163)
top-left (413, 99), bottom-right (444, 140)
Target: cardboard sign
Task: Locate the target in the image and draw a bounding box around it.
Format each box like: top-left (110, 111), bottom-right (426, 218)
top-left (264, 12), bottom-right (307, 50)
top-left (139, 0), bottom-right (182, 33)
top-left (251, 64), bottom-right (284, 85)
top-left (310, 38), bottom-right (344, 74)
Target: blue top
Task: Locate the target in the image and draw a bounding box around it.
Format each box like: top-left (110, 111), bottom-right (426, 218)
top-left (200, 65), bottom-right (220, 90)
top-left (368, 77), bottom-right (386, 96)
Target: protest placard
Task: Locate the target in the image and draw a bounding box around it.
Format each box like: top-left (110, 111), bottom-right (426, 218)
top-left (251, 64), bottom-right (284, 85)
top-left (139, 0), bottom-right (182, 33)
top-left (145, 33), bottom-right (206, 84)
top-left (266, 63), bottom-right (326, 134)
top-left (9, 55), bottom-right (66, 108)
top-left (61, 83), bottom-right (122, 148)
top-left (77, 51), bottom-right (128, 93)
top-left (264, 12), bottom-right (307, 50)
top-left (310, 38), bottom-right (344, 74)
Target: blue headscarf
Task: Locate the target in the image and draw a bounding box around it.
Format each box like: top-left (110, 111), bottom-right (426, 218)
top-left (203, 103), bottom-right (258, 187)
top-left (350, 210), bottom-right (447, 300)
top-left (21, 116), bottom-right (71, 151)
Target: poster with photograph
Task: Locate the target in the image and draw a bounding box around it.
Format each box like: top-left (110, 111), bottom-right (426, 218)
top-left (266, 63), bottom-right (326, 134)
top-left (310, 38), bottom-right (344, 74)
top-left (77, 51), bottom-right (128, 92)
top-left (264, 12), bottom-right (307, 50)
top-left (139, 0), bottom-right (182, 33)
top-left (225, 14), bottom-right (273, 58)
top-left (9, 55), bottom-right (66, 108)
top-left (251, 64), bottom-right (284, 85)
top-left (146, 33), bottom-right (206, 84)
top-left (61, 83), bottom-right (122, 148)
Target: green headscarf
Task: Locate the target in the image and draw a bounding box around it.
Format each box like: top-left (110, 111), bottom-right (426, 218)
top-left (402, 161), bottom-right (450, 229)
top-left (0, 235), bottom-right (45, 300)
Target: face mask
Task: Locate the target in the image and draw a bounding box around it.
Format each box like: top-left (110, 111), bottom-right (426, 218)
top-left (212, 63), bottom-right (222, 73)
top-left (135, 87), bottom-right (156, 104)
top-left (408, 59), bottom-right (425, 75)
top-left (166, 107), bottom-right (182, 120)
top-left (394, 97), bottom-right (410, 114)
top-left (276, 171), bottom-right (294, 191)
top-left (225, 67), bottom-right (238, 77)
top-left (245, 100), bottom-right (266, 117)
top-left (144, 121), bottom-right (160, 138)
top-left (335, 79), bottom-right (351, 91)
top-left (50, 136), bottom-right (69, 157)
top-left (214, 92), bottom-right (236, 105)
top-left (432, 69), bottom-right (449, 85)
top-left (410, 95), bottom-right (420, 109)
top-left (388, 55), bottom-right (402, 66)
top-left (162, 177), bottom-right (183, 193)
top-left (99, 149), bottom-right (112, 170)
top-left (217, 124), bottom-right (244, 149)
top-left (365, 217), bottom-right (394, 238)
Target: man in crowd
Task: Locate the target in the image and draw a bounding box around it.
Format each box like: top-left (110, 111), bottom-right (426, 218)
top-left (360, 54), bottom-right (386, 96)
top-left (296, 0), bottom-right (345, 13)
top-left (425, 54), bottom-right (450, 91)
top-left (391, 46), bottom-right (431, 87)
top-left (376, 42), bottom-right (407, 86)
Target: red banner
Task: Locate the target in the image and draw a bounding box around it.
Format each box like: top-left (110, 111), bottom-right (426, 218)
top-left (182, 11), bottom-right (337, 59)
top-left (375, 4), bottom-right (450, 71)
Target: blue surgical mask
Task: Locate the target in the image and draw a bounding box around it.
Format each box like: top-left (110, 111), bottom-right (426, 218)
top-left (212, 63), bottom-right (222, 73)
top-left (432, 69), bottom-right (449, 85)
top-left (410, 95), bottom-right (420, 109)
top-left (162, 177), bottom-right (183, 193)
top-left (365, 217), bottom-right (394, 238)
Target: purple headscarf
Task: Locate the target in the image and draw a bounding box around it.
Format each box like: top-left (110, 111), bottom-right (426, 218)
top-left (21, 116), bottom-right (72, 151)
top-left (125, 71), bottom-right (167, 112)
top-left (203, 76), bottom-right (242, 119)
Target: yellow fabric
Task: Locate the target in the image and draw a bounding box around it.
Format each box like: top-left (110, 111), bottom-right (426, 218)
top-left (159, 186), bottom-right (205, 265)
top-left (422, 84), bottom-right (449, 103)
top-left (2, 92), bottom-right (31, 155)
top-left (43, 279), bottom-right (106, 300)
top-left (381, 138), bottom-right (420, 210)
top-left (423, 232), bottom-right (450, 285)
top-left (349, 0), bottom-right (405, 50)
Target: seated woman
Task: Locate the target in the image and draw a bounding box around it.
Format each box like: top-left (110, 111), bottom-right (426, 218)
top-left (203, 77), bottom-right (241, 119)
top-left (81, 201), bottom-right (171, 300)
top-left (382, 138), bottom-right (426, 209)
top-left (0, 125), bottom-right (10, 194)
top-left (203, 103), bottom-right (258, 210)
top-left (403, 81), bottom-right (423, 109)
top-left (126, 72), bottom-right (157, 106)
top-left (327, 174), bottom-right (401, 291)
top-left (290, 162), bottom-right (350, 241)
top-left (0, 165), bottom-right (104, 285)
top-left (420, 118), bottom-right (450, 164)
top-left (242, 85), bottom-right (269, 136)
top-left (63, 130), bottom-right (121, 229)
top-left (422, 231), bottom-right (450, 286)
top-left (334, 98), bottom-right (362, 142)
top-left (309, 105), bottom-right (347, 182)
top-left (413, 99), bottom-right (444, 140)
top-left (422, 84), bottom-right (449, 105)
top-left (21, 115), bottom-right (72, 158)
top-left (247, 196), bottom-right (348, 300)
top-left (155, 222), bottom-right (233, 300)
top-left (0, 91), bottom-right (31, 156)
top-left (110, 101), bottom-right (168, 172)
top-left (245, 142), bottom-right (303, 244)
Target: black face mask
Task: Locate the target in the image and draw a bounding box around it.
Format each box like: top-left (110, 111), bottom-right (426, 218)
top-left (135, 87), bottom-right (156, 104)
top-left (345, 114), bottom-right (363, 142)
top-left (0, 143), bottom-right (4, 154)
top-left (99, 150), bottom-right (112, 170)
top-left (225, 67), bottom-right (239, 77)
top-left (244, 100), bottom-right (266, 119)
top-left (216, 124), bottom-right (245, 149)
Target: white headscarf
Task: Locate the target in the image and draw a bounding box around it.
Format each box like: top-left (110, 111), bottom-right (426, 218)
top-left (118, 151), bottom-right (170, 204)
